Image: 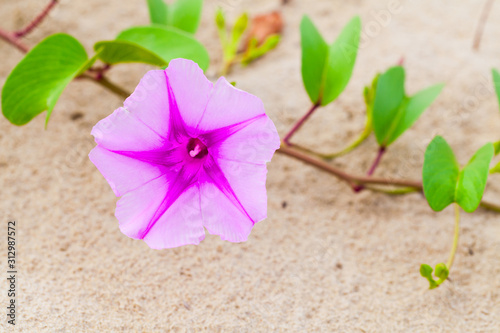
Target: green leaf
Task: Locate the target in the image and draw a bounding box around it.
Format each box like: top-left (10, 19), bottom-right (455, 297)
top-left (372, 66), bottom-right (443, 147)
top-left (321, 16), bottom-right (361, 106)
top-left (95, 26), bottom-right (210, 70)
top-left (147, 0), bottom-right (168, 25)
top-left (94, 40), bottom-right (167, 67)
top-left (434, 263), bottom-right (449, 281)
top-left (423, 136), bottom-right (494, 212)
top-left (300, 15), bottom-right (361, 106)
top-left (167, 0), bottom-right (203, 34)
top-left (2, 33), bottom-right (89, 126)
top-left (241, 34), bottom-right (280, 65)
top-left (490, 160), bottom-right (500, 174)
top-left (493, 141), bottom-right (500, 155)
top-left (386, 83), bottom-right (444, 146)
top-left (420, 264), bottom-right (438, 289)
top-left (147, 0), bottom-right (203, 33)
top-left (456, 142), bottom-right (494, 212)
top-left (372, 66), bottom-right (406, 146)
top-left (231, 13), bottom-right (248, 46)
top-left (492, 68), bottom-right (500, 110)
top-left (300, 16), bottom-right (328, 105)
top-left (423, 136), bottom-right (460, 212)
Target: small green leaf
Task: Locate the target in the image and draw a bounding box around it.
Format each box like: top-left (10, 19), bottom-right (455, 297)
top-left (241, 34), bottom-right (280, 65)
top-left (456, 142), bottom-right (494, 212)
top-left (420, 264), bottom-right (438, 289)
top-left (493, 141), bottom-right (500, 155)
top-left (95, 26), bottom-right (209, 70)
top-left (423, 136), bottom-right (494, 212)
top-left (231, 13), bottom-right (248, 46)
top-left (492, 68), bottom-right (500, 110)
top-left (167, 0), bottom-right (203, 34)
top-left (300, 16), bottom-right (361, 106)
top-left (490, 160), bottom-right (500, 174)
top-left (94, 40), bottom-right (167, 67)
top-left (434, 263), bottom-right (449, 281)
top-left (215, 8), bottom-right (225, 32)
top-left (146, 0), bottom-right (168, 25)
top-left (2, 33), bottom-right (89, 125)
top-left (423, 136), bottom-right (460, 212)
top-left (372, 66), bottom-right (406, 146)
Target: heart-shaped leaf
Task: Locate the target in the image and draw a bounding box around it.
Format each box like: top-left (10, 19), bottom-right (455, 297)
top-left (423, 136), bottom-right (494, 212)
top-left (301, 15), bottom-right (361, 106)
top-left (94, 26), bottom-right (210, 70)
top-left (146, 0), bottom-right (202, 34)
top-left (2, 33), bottom-right (91, 126)
top-left (372, 66), bottom-right (443, 147)
top-left (420, 264), bottom-right (438, 289)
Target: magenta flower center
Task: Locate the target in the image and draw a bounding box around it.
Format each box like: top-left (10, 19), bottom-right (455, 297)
top-left (187, 138), bottom-right (208, 159)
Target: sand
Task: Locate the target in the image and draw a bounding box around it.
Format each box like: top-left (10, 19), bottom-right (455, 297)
top-left (1, 0), bottom-right (499, 331)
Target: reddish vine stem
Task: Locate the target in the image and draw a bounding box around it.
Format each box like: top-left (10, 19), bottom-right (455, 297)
top-left (472, 0), bottom-right (495, 51)
top-left (0, 29), bottom-right (29, 53)
top-left (277, 144), bottom-right (500, 212)
top-left (278, 143), bottom-right (422, 189)
top-left (283, 102), bottom-right (320, 145)
top-left (14, 0), bottom-right (58, 38)
top-left (353, 146), bottom-right (386, 192)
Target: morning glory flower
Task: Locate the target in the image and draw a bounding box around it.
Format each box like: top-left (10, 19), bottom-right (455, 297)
top-left (89, 59), bottom-right (280, 249)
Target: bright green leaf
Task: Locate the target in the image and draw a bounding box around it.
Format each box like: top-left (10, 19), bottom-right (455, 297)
top-left (300, 16), bottom-right (361, 106)
top-left (147, 0), bottom-right (202, 33)
top-left (490, 160), bottom-right (500, 174)
top-left (492, 68), bottom-right (500, 110)
top-left (300, 15), bottom-right (328, 105)
top-left (423, 136), bottom-right (460, 212)
top-left (231, 13), bottom-right (248, 46)
top-left (386, 83), bottom-right (444, 146)
top-left (2, 33), bottom-right (89, 126)
top-left (96, 26), bottom-right (209, 70)
top-left (493, 141), bottom-right (500, 155)
top-left (423, 136), bottom-right (493, 212)
top-left (434, 263), bottom-right (449, 281)
top-left (372, 66), bottom-right (443, 147)
top-left (420, 264), bottom-right (438, 289)
top-left (241, 34), bottom-right (280, 65)
top-left (167, 0), bottom-right (203, 34)
top-left (94, 40), bottom-right (167, 67)
top-left (456, 142), bottom-right (494, 212)
top-left (146, 0), bottom-right (168, 25)
top-left (321, 16), bottom-right (361, 106)
top-left (372, 66), bottom-right (406, 146)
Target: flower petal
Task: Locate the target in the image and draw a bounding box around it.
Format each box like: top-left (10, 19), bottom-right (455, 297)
top-left (199, 181), bottom-right (254, 242)
top-left (116, 174), bottom-right (205, 249)
top-left (205, 115), bottom-right (280, 164)
top-left (196, 77), bottom-right (266, 133)
top-left (91, 107), bottom-right (165, 152)
top-left (165, 58), bottom-right (213, 133)
top-left (89, 146), bottom-right (165, 197)
top-left (199, 156), bottom-right (268, 242)
top-left (123, 70), bottom-right (171, 138)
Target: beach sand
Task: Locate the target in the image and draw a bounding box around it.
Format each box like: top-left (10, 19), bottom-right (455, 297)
top-left (1, 0), bottom-right (499, 331)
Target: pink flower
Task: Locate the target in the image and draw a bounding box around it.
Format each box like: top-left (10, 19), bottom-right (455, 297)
top-left (89, 59), bottom-right (280, 249)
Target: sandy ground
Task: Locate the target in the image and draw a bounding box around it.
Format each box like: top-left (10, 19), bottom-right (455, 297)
top-left (1, 0), bottom-right (500, 331)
